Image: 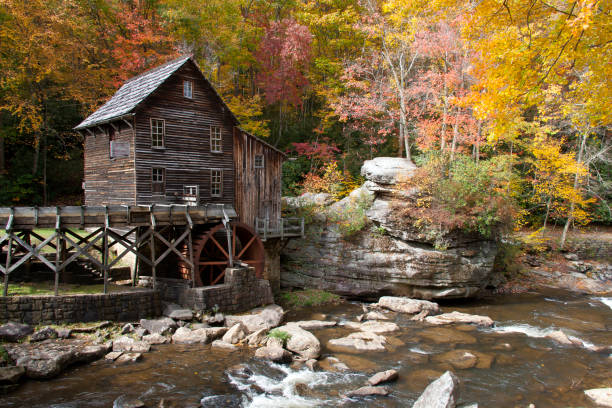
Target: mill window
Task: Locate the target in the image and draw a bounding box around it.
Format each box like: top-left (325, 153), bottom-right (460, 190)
top-left (152, 167), bottom-right (165, 194)
top-left (210, 126), bottom-right (222, 153)
top-left (254, 154), bottom-right (264, 169)
top-left (211, 169), bottom-right (222, 197)
top-left (183, 80), bottom-right (193, 99)
top-left (151, 118), bottom-right (165, 148)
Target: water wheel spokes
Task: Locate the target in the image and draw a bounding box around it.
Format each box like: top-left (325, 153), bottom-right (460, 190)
top-left (189, 221), bottom-right (265, 287)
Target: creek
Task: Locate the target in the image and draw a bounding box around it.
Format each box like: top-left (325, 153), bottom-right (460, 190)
top-left (2, 289), bottom-right (611, 407)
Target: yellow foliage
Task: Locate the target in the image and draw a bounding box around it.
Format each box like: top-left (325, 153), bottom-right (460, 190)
top-left (529, 137), bottom-right (595, 225)
top-left (226, 94), bottom-right (271, 139)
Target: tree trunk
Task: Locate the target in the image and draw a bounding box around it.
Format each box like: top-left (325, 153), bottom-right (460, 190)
top-left (543, 196), bottom-right (552, 229)
top-left (450, 106), bottom-right (460, 162)
top-left (560, 129), bottom-right (588, 249)
top-left (0, 134), bottom-right (5, 174)
top-left (32, 133), bottom-right (41, 175)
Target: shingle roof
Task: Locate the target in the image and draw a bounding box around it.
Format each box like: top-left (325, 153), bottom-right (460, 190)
top-left (75, 55), bottom-right (192, 129)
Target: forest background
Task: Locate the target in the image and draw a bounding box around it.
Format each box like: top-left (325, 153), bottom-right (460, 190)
top-left (0, 0), bottom-right (610, 247)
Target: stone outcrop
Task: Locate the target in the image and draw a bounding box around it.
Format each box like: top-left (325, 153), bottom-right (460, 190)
top-left (4, 340), bottom-right (108, 379)
top-left (281, 157), bottom-right (498, 300)
top-left (0, 322), bottom-right (33, 342)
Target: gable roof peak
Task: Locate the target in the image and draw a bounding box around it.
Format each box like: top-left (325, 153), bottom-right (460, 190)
top-left (75, 55), bottom-right (234, 130)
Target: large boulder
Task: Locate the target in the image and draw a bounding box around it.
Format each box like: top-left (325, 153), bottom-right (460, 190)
top-left (112, 336), bottom-right (151, 353)
top-left (163, 303), bottom-right (193, 321)
top-left (412, 371), bottom-right (459, 408)
top-left (328, 332), bottom-right (387, 352)
top-left (424, 311), bottom-right (494, 327)
top-left (5, 340), bottom-right (108, 379)
top-left (139, 317), bottom-right (177, 335)
top-left (377, 297), bottom-right (440, 314)
top-left (254, 346), bottom-right (292, 363)
top-left (361, 157), bottom-right (416, 186)
top-left (274, 323), bottom-right (321, 359)
top-left (0, 322), bottom-right (33, 342)
top-left (345, 385), bottom-right (391, 398)
top-left (281, 158), bottom-right (498, 300)
top-left (222, 323), bottom-right (248, 344)
top-left (171, 327), bottom-right (210, 344)
top-left (368, 369), bottom-right (399, 386)
top-left (584, 388), bottom-right (612, 407)
top-left (224, 305), bottom-right (284, 334)
top-left (0, 366), bottom-right (25, 384)
top-left (344, 321), bottom-right (399, 333)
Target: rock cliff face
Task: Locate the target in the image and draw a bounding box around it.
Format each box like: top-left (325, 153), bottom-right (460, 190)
top-left (281, 157), bottom-right (498, 300)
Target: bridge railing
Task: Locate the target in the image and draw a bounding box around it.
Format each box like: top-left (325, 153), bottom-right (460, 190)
top-left (254, 217), bottom-right (304, 241)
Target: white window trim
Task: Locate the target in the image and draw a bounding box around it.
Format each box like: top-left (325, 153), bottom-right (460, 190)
top-left (183, 80), bottom-right (193, 99)
top-left (210, 126), bottom-right (223, 153)
top-left (150, 118), bottom-right (165, 149)
top-left (210, 169), bottom-right (223, 197)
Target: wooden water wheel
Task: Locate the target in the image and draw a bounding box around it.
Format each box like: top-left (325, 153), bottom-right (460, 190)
top-left (179, 221), bottom-right (265, 286)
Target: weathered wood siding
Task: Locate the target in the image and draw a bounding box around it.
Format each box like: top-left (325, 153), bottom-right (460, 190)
top-left (133, 61), bottom-right (235, 206)
top-left (233, 129), bottom-right (284, 228)
top-left (83, 123), bottom-right (135, 205)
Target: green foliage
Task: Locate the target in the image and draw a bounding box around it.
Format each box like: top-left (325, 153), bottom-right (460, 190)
top-left (278, 289), bottom-right (341, 308)
top-left (267, 329), bottom-right (291, 345)
top-left (493, 241), bottom-right (524, 278)
top-left (327, 190), bottom-right (374, 239)
top-left (400, 153), bottom-right (518, 244)
top-left (0, 173), bottom-right (40, 205)
top-left (282, 157), bottom-right (311, 196)
top-left (0, 345), bottom-right (9, 363)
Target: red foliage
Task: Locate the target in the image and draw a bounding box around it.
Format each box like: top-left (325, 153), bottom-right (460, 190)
top-left (256, 18), bottom-right (313, 107)
top-left (111, 2), bottom-right (178, 86)
top-left (292, 142), bottom-right (340, 161)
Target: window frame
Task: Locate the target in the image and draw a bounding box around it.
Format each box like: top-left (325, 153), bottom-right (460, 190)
top-left (254, 154), bottom-right (265, 169)
top-left (183, 80), bottom-right (193, 99)
top-left (210, 126), bottom-right (223, 153)
top-left (150, 118), bottom-right (165, 149)
top-left (210, 169), bottom-right (223, 197)
top-left (151, 167), bottom-right (165, 195)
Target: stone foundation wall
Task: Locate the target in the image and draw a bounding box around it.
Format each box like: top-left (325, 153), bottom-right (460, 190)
top-left (142, 267), bottom-right (274, 313)
top-left (0, 290), bottom-right (161, 325)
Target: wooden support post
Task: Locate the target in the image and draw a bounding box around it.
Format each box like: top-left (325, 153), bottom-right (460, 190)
top-left (301, 218), bottom-right (305, 238)
top-left (55, 231), bottom-right (61, 296)
top-left (132, 227), bottom-right (140, 287)
top-left (186, 206), bottom-right (194, 288)
top-left (150, 207), bottom-right (157, 290)
top-left (3, 236), bottom-right (12, 296)
top-left (54, 208), bottom-right (61, 295)
top-left (149, 227), bottom-right (156, 290)
top-left (103, 228), bottom-right (109, 294)
top-left (188, 228), bottom-right (194, 288)
top-left (280, 218), bottom-right (284, 240)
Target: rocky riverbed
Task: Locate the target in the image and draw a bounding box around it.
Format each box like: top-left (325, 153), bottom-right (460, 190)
top-left (1, 289), bottom-right (611, 407)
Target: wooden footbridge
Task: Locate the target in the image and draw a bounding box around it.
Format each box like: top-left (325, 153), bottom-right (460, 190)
top-left (0, 205), bottom-right (302, 296)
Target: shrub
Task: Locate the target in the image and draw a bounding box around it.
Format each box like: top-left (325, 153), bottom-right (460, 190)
top-left (278, 289), bottom-right (341, 308)
top-left (267, 329), bottom-right (291, 346)
top-left (396, 153), bottom-right (518, 245)
top-left (328, 190), bottom-right (374, 238)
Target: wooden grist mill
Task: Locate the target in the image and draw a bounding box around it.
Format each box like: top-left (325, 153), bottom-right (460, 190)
top-left (0, 55), bottom-right (302, 294)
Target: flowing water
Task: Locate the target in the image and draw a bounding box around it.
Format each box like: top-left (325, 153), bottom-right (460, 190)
top-left (2, 289), bottom-right (611, 407)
